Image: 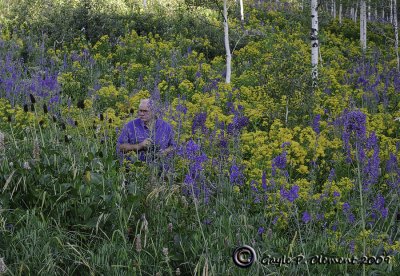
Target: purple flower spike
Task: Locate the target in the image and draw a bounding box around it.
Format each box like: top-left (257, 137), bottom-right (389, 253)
top-left (302, 211), bottom-right (311, 223)
top-left (280, 185), bottom-right (299, 202)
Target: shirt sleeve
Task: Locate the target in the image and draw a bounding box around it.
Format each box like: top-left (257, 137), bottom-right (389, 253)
top-left (116, 122), bottom-right (132, 163)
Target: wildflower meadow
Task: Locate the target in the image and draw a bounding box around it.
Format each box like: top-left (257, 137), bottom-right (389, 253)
top-left (0, 0), bottom-right (400, 275)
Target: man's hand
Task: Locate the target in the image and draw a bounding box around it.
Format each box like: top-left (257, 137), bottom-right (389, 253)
top-left (159, 146), bottom-right (174, 156)
top-left (119, 138), bottom-right (152, 153)
top-left (119, 143), bottom-right (134, 153)
top-left (139, 138), bottom-right (153, 150)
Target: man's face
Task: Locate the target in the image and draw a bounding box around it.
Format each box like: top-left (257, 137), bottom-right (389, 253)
top-left (138, 101), bottom-right (153, 124)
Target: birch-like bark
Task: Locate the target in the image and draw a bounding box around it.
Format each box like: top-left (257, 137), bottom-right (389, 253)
top-left (355, 2), bottom-right (358, 22)
top-left (331, 0), bottom-right (335, 17)
top-left (394, 0), bottom-right (399, 71)
top-left (223, 0), bottom-right (231, 84)
top-left (240, 0), bottom-right (244, 22)
top-left (368, 0), bottom-right (371, 21)
top-left (351, 7), bottom-right (354, 20)
top-left (360, 0), bottom-right (367, 52)
top-left (143, 0), bottom-right (147, 9)
top-left (311, 0), bottom-right (319, 87)
top-left (391, 0), bottom-right (393, 24)
top-left (339, 1), bottom-right (342, 23)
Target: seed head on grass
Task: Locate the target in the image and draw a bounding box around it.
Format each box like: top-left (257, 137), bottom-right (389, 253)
top-left (23, 161), bottom-right (31, 170)
top-left (162, 247), bottom-right (169, 257)
top-left (29, 93), bottom-right (36, 104)
top-left (33, 139), bottom-right (40, 160)
top-left (0, 131), bottom-right (4, 152)
top-left (0, 257), bottom-right (7, 273)
top-left (135, 234), bottom-right (142, 252)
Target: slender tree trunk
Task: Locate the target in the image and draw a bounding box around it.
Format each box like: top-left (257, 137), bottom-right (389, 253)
top-left (240, 0), bottom-right (244, 22)
top-left (355, 2), bottom-right (358, 22)
top-left (143, 0), bottom-right (147, 9)
top-left (360, 0), bottom-right (367, 52)
top-left (395, 0), bottom-right (399, 71)
top-left (334, 0), bottom-right (337, 18)
top-left (367, 0), bottom-right (371, 21)
top-left (223, 0), bottom-right (231, 84)
top-left (382, 7), bottom-right (385, 21)
top-left (351, 7), bottom-right (354, 20)
top-left (391, 0), bottom-right (393, 24)
top-left (311, 0), bottom-right (319, 88)
top-left (339, 1), bottom-right (342, 23)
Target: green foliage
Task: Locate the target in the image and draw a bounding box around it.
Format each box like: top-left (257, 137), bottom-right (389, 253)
top-left (1, 1), bottom-right (400, 275)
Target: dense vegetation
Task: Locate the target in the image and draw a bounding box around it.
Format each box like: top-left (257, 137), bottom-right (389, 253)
top-left (0, 0), bottom-right (399, 274)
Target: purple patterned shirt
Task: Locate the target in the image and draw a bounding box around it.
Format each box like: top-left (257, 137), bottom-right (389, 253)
top-left (117, 118), bottom-right (175, 162)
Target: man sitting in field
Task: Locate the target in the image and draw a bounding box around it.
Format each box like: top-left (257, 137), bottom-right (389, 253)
top-left (117, 98), bottom-right (175, 165)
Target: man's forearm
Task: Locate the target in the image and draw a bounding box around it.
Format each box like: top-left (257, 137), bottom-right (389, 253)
top-left (119, 143), bottom-right (142, 153)
top-left (161, 146), bottom-right (174, 155)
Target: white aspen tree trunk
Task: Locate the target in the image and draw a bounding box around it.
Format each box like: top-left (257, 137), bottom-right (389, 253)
top-left (223, 0), bottom-right (231, 84)
top-left (334, 0), bottom-right (337, 18)
top-left (360, 0), bottom-right (367, 52)
top-left (339, 1), bottom-right (342, 23)
top-left (351, 7), bottom-right (354, 20)
top-left (367, 0), bottom-right (371, 21)
top-left (374, 7), bottom-right (377, 21)
top-left (143, 0), bottom-right (147, 9)
top-left (311, 0), bottom-right (319, 88)
top-left (391, 0), bottom-right (393, 24)
top-left (355, 3), bottom-right (358, 22)
top-left (382, 8), bottom-right (385, 21)
top-left (394, 0), bottom-right (399, 71)
top-left (240, 0), bottom-right (244, 22)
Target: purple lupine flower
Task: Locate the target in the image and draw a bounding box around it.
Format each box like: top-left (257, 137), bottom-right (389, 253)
top-left (386, 153), bottom-right (398, 173)
top-left (261, 171), bottom-right (267, 191)
top-left (185, 139), bottom-right (200, 160)
top-left (192, 112), bottom-right (207, 134)
top-left (342, 202), bottom-right (351, 212)
top-left (281, 142), bottom-right (291, 148)
top-left (227, 115), bottom-right (249, 135)
top-left (230, 164), bottom-right (244, 186)
top-left (341, 110), bottom-right (367, 163)
top-left (366, 131), bottom-right (378, 150)
top-left (250, 180), bottom-right (258, 192)
top-left (273, 151), bottom-right (287, 170)
top-left (312, 114), bottom-right (321, 134)
top-left (372, 194), bottom-right (389, 219)
top-left (349, 240), bottom-right (355, 254)
top-left (183, 174), bottom-right (200, 198)
top-left (302, 211), bottom-right (311, 223)
top-left (280, 185), bottom-right (299, 203)
top-left (316, 213), bottom-right (324, 221)
top-left (363, 135), bottom-right (380, 190)
top-left (347, 213), bottom-right (355, 224)
top-left (343, 110), bottom-right (366, 139)
top-left (333, 191), bottom-right (340, 197)
top-left (176, 104), bottom-right (187, 114)
top-left (257, 227), bottom-right (265, 236)
top-left (328, 168), bottom-right (336, 183)
top-left (342, 202), bottom-right (355, 223)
